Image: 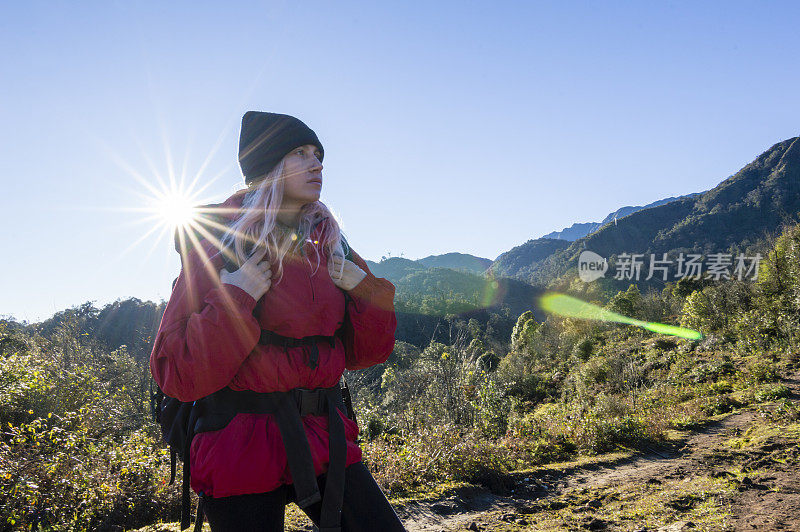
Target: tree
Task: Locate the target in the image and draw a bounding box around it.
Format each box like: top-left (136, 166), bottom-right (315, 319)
top-left (680, 289), bottom-right (715, 333)
top-left (510, 311), bottom-right (538, 353)
top-left (747, 223), bottom-right (800, 350)
top-left (607, 284), bottom-right (644, 319)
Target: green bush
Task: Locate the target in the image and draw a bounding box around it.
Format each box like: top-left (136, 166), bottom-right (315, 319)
top-left (362, 425), bottom-right (506, 494)
top-left (738, 359), bottom-right (780, 385)
top-left (503, 373), bottom-right (555, 403)
top-left (580, 357), bottom-right (610, 386)
top-left (0, 333), bottom-right (177, 531)
top-left (754, 384), bottom-right (790, 402)
top-left (365, 417), bottom-right (385, 440)
top-left (700, 394), bottom-right (740, 416)
top-left (705, 379), bottom-right (734, 395)
top-left (572, 337), bottom-right (595, 361)
top-left (470, 376), bottom-right (510, 439)
top-left (0, 413), bottom-right (177, 531)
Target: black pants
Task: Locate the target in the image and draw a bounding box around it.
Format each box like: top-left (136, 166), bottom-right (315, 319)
top-left (201, 462), bottom-right (406, 531)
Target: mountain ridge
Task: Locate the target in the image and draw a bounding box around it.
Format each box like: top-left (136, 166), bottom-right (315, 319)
top-left (540, 192), bottom-right (705, 241)
top-left (494, 136), bottom-right (800, 287)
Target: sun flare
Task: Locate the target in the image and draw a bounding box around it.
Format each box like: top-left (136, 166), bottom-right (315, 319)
top-left (106, 129), bottom-right (231, 265)
top-left (153, 191), bottom-right (197, 229)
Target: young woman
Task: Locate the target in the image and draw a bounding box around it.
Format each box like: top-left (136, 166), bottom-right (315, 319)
top-left (150, 111), bottom-right (406, 531)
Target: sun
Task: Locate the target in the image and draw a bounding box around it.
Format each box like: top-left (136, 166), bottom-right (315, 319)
top-left (116, 178), bottom-right (215, 265)
top-left (153, 190), bottom-right (197, 229)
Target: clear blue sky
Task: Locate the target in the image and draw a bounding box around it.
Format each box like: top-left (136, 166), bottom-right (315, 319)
top-left (1, 1), bottom-right (799, 322)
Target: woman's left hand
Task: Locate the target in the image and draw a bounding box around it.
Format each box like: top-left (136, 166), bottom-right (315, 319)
top-left (328, 254), bottom-right (367, 291)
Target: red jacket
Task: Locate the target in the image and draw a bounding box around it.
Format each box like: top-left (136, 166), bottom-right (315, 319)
top-left (150, 191), bottom-right (397, 498)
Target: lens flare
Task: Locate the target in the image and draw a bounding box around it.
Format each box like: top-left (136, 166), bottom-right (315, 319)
top-left (480, 279), bottom-right (501, 307)
top-left (538, 292), bottom-right (703, 340)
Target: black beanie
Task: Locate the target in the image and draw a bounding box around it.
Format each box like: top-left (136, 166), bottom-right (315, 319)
top-left (238, 111), bottom-right (324, 185)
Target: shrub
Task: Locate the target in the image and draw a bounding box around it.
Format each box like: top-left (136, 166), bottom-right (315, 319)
top-left (0, 413), bottom-right (177, 531)
top-left (572, 337), bottom-right (595, 361)
top-left (705, 379), bottom-right (734, 395)
top-left (738, 359), bottom-right (780, 386)
top-left (470, 376), bottom-right (510, 439)
top-left (654, 338), bottom-right (678, 351)
top-left (754, 384), bottom-right (790, 402)
top-left (700, 394), bottom-right (740, 416)
top-left (0, 334), bottom-right (177, 531)
top-left (362, 425), bottom-right (506, 494)
top-left (580, 357), bottom-right (610, 386)
top-left (365, 417), bottom-right (385, 440)
top-left (503, 373), bottom-right (554, 404)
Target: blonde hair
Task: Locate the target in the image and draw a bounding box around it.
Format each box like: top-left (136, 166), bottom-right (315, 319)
top-left (220, 158), bottom-right (347, 285)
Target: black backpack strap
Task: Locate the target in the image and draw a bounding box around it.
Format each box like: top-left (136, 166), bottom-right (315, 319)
top-left (186, 387), bottom-right (349, 530)
top-left (193, 493), bottom-right (206, 532)
top-left (196, 388), bottom-right (327, 510)
top-left (340, 376), bottom-right (357, 425)
top-left (318, 387), bottom-right (347, 532)
top-left (259, 331), bottom-right (339, 370)
top-left (270, 392), bottom-right (323, 508)
top-left (340, 234), bottom-right (353, 262)
top-left (180, 404), bottom-right (199, 530)
top-left (181, 456), bottom-right (191, 530)
top-left (181, 410), bottom-right (195, 530)
top-left (337, 286), bottom-right (356, 424)
top-left (169, 450), bottom-right (177, 485)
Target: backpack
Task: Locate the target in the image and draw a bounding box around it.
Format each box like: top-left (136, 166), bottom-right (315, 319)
top-left (149, 206), bottom-right (358, 530)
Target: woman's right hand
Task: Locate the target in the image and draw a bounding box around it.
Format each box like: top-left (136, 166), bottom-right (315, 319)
top-left (219, 246), bottom-right (272, 301)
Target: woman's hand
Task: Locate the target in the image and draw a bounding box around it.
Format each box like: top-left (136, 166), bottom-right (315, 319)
top-left (328, 254), bottom-right (367, 291)
top-left (219, 246), bottom-right (272, 301)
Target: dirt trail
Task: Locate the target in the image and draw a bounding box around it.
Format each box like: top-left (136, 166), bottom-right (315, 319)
top-left (557, 410), bottom-right (756, 492)
top-left (398, 371), bottom-right (800, 531)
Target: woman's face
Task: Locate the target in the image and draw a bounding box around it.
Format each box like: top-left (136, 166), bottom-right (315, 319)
top-left (281, 144), bottom-right (323, 205)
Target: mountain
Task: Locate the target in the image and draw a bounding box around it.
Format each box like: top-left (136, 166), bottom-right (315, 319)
top-left (540, 193), bottom-right (704, 241)
top-left (363, 258), bottom-right (545, 347)
top-left (539, 222), bottom-right (602, 242)
top-left (416, 253), bottom-right (493, 275)
top-left (497, 136), bottom-right (800, 288)
top-left (490, 238), bottom-right (572, 281)
top-left (356, 136), bottom-right (799, 335)
top-left (366, 253), bottom-right (493, 279)
top-left (366, 257), bottom-right (427, 282)
top-left (390, 267), bottom-right (546, 346)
